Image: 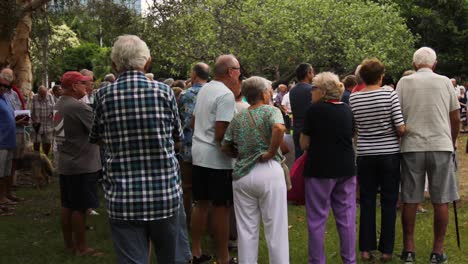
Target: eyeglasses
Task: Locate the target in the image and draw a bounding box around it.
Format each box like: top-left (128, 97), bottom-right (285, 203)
top-left (229, 67), bottom-right (241, 71)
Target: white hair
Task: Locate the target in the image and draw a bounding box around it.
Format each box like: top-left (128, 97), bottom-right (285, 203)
top-left (104, 73), bottom-right (115, 82)
top-left (0, 72), bottom-right (13, 83)
top-left (241, 76), bottom-right (271, 105)
top-left (145, 73), bottom-right (154, 80)
top-left (111, 35), bottom-right (151, 72)
top-left (413, 47), bottom-right (437, 67)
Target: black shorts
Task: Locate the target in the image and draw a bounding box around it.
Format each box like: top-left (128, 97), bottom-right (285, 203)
top-left (59, 171), bottom-right (100, 211)
top-left (192, 165), bottom-right (233, 207)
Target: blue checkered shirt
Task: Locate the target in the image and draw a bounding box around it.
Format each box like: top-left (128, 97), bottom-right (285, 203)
top-left (90, 71), bottom-right (182, 221)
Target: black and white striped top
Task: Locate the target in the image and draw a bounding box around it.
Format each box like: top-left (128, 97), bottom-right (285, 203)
top-left (349, 87), bottom-right (404, 156)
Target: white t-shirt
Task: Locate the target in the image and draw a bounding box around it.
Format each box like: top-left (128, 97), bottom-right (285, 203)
top-left (281, 92), bottom-right (291, 113)
top-left (192, 80), bottom-right (236, 169)
top-left (396, 68), bottom-right (460, 152)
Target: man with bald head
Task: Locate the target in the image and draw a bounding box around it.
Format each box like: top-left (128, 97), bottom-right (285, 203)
top-left (191, 55), bottom-right (239, 264)
top-left (31, 85), bottom-right (55, 155)
top-left (178, 62), bottom-right (210, 226)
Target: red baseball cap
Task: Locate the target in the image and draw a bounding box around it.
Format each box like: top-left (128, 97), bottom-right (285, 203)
top-left (61, 71), bottom-right (92, 89)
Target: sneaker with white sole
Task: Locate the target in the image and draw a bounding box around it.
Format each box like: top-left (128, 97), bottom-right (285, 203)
top-left (400, 251), bottom-right (416, 263)
top-left (430, 252), bottom-right (448, 264)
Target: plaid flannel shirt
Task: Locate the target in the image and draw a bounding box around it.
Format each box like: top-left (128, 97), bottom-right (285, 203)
top-left (31, 93), bottom-right (55, 134)
top-left (90, 71), bottom-right (183, 221)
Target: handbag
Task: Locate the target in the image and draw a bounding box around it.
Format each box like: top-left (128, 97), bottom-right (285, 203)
top-left (287, 151), bottom-right (307, 205)
top-left (246, 110), bottom-right (292, 190)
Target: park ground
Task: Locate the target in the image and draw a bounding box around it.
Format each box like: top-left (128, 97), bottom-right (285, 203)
top-left (1, 136), bottom-right (468, 263)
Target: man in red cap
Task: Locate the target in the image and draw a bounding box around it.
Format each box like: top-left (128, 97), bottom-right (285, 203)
top-left (54, 71), bottom-right (102, 256)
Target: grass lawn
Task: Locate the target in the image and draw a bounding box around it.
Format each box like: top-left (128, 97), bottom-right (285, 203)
top-left (2, 136), bottom-right (468, 263)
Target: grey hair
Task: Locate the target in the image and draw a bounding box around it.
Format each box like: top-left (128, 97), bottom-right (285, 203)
top-left (214, 54), bottom-right (237, 76)
top-left (111, 35), bottom-right (151, 72)
top-left (313, 72), bottom-right (344, 101)
top-left (104, 73), bottom-right (115, 82)
top-left (80, 69), bottom-right (93, 77)
top-left (0, 72), bottom-right (12, 83)
top-left (241, 76), bottom-right (271, 105)
top-left (145, 73), bottom-right (154, 80)
top-left (413, 47), bottom-right (436, 67)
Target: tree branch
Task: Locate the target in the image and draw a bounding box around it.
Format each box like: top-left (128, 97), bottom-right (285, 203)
top-left (19, 0), bottom-right (51, 17)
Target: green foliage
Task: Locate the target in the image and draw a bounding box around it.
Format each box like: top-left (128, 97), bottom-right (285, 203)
top-left (145, 0), bottom-right (416, 80)
top-left (62, 43), bottom-right (99, 71)
top-left (61, 43), bottom-right (111, 80)
top-left (377, 0), bottom-right (468, 79)
top-left (52, 0), bottom-right (145, 47)
top-left (31, 22), bottom-right (80, 85)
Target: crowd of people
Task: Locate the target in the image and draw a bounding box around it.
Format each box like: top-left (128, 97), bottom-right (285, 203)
top-left (0, 34), bottom-right (466, 264)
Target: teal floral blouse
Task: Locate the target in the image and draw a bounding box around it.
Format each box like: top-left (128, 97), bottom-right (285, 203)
top-left (223, 105), bottom-right (285, 180)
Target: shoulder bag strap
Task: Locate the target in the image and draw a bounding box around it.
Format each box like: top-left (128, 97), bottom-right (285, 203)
top-left (246, 109), bottom-right (269, 145)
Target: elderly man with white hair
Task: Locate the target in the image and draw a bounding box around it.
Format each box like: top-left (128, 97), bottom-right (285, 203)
top-left (90, 35), bottom-right (186, 264)
top-left (396, 47), bottom-right (460, 264)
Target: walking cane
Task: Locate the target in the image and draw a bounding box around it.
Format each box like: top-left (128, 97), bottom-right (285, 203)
top-left (454, 201), bottom-right (461, 249)
top-left (453, 151), bottom-right (461, 249)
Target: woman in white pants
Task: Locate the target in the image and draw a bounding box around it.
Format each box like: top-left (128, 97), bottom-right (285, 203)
top-left (222, 76), bottom-right (289, 264)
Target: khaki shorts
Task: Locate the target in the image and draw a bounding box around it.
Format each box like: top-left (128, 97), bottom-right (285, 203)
top-left (13, 133), bottom-right (25, 159)
top-left (33, 132), bottom-right (53, 144)
top-left (0, 149), bottom-right (14, 177)
top-left (401, 151), bottom-right (459, 204)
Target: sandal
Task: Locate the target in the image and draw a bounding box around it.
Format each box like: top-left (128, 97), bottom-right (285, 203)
top-left (360, 251), bottom-right (373, 262)
top-left (7, 195), bottom-right (25, 202)
top-left (0, 211), bottom-right (14, 216)
top-left (76, 248), bottom-right (104, 257)
top-left (191, 254), bottom-right (212, 264)
top-left (0, 200), bottom-right (18, 206)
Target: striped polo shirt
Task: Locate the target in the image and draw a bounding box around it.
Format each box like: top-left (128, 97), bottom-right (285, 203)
top-left (349, 86), bottom-right (404, 156)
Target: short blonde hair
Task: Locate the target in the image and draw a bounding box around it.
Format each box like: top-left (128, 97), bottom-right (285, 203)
top-left (313, 72), bottom-right (344, 101)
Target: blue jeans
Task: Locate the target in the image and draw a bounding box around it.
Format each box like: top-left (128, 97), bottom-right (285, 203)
top-left (175, 198), bottom-right (192, 263)
top-left (109, 214), bottom-right (178, 264)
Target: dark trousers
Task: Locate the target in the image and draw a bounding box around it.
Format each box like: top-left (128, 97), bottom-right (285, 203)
top-left (293, 127), bottom-right (303, 160)
top-left (356, 154), bottom-right (400, 254)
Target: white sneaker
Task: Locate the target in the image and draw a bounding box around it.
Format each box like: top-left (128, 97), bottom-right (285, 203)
top-left (88, 209), bottom-right (99, 216)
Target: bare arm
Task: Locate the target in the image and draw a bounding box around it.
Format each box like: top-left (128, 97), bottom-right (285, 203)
top-left (214, 121), bottom-right (230, 143)
top-left (450, 109), bottom-right (460, 149)
top-left (396, 124), bottom-right (406, 137)
top-left (221, 142), bottom-right (239, 158)
top-left (300, 133), bottom-right (310, 151)
top-left (190, 115), bottom-right (195, 130)
top-left (260, 123), bottom-right (285, 161)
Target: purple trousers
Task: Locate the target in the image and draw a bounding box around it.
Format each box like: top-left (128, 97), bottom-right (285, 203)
top-left (305, 176), bottom-right (357, 264)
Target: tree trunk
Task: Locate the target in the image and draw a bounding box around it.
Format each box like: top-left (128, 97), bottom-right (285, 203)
top-left (10, 0), bottom-right (33, 95)
top-left (0, 40), bottom-right (11, 68)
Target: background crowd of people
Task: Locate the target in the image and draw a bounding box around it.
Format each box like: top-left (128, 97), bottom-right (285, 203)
top-left (0, 34), bottom-right (467, 264)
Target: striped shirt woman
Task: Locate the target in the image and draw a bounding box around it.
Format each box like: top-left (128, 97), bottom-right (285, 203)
top-left (349, 86), bottom-right (404, 155)
top-left (349, 58), bottom-right (405, 262)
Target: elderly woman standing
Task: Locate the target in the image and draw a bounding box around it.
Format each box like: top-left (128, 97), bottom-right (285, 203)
top-left (349, 58), bottom-right (405, 262)
top-left (300, 72), bottom-right (356, 264)
top-left (222, 76), bottom-right (289, 264)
